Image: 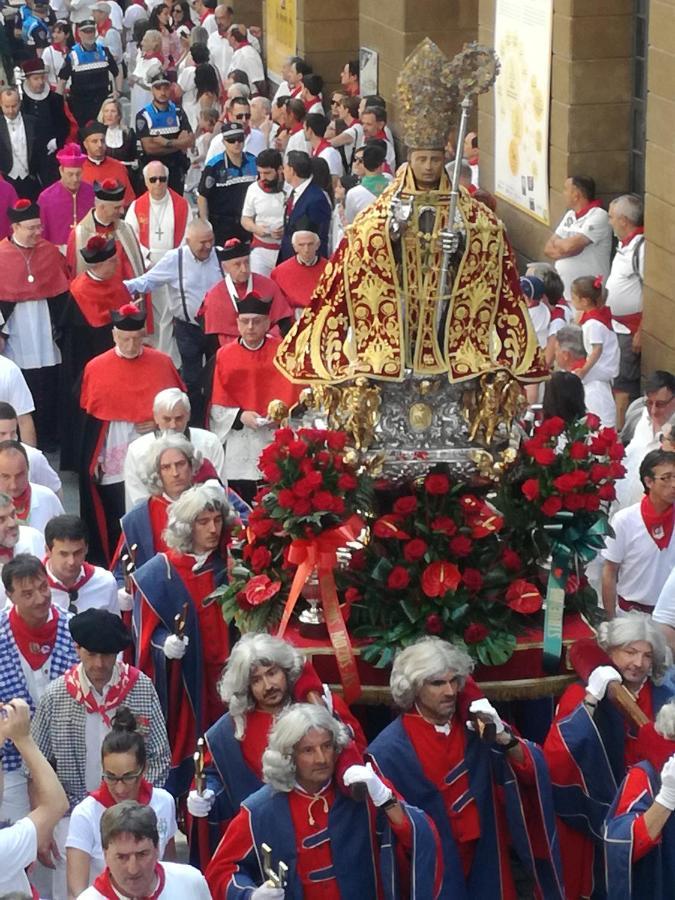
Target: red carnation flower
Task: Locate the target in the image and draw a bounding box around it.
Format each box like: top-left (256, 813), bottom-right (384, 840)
top-left (521, 478), bottom-right (540, 502)
top-left (337, 473), bottom-right (358, 491)
top-left (523, 437), bottom-right (543, 455)
top-left (464, 622), bottom-right (489, 644)
top-left (372, 515), bottom-right (410, 540)
top-left (449, 535), bottom-right (473, 557)
top-left (541, 496), bottom-right (563, 517)
top-left (585, 413), bottom-right (601, 430)
top-left (569, 441), bottom-right (590, 460)
top-left (243, 574), bottom-right (281, 607)
top-left (431, 516), bottom-right (457, 536)
top-left (393, 495), bottom-right (417, 516)
top-left (425, 473), bottom-right (451, 495)
top-left (584, 494), bottom-right (601, 511)
top-left (287, 439), bottom-right (308, 459)
top-left (274, 427), bottom-right (294, 446)
top-left (403, 538), bottom-right (427, 563)
top-left (505, 579), bottom-right (542, 613)
top-left (608, 461), bottom-right (626, 479)
top-left (248, 517), bottom-right (275, 538)
top-left (387, 566), bottom-right (411, 590)
top-left (597, 483), bottom-right (616, 501)
top-left (590, 462), bottom-right (610, 482)
top-left (325, 431), bottom-right (347, 450)
top-left (462, 567), bottom-right (483, 593)
top-left (421, 561), bottom-right (461, 598)
top-left (250, 546), bottom-right (272, 573)
top-left (530, 446), bottom-right (557, 465)
top-left (553, 471), bottom-right (588, 493)
top-left (277, 488), bottom-right (295, 509)
top-left (608, 443), bottom-right (625, 461)
top-left (86, 234), bottom-right (107, 251)
top-left (501, 548), bottom-right (522, 572)
top-left (563, 493), bottom-right (587, 511)
top-left (539, 416), bottom-right (566, 439)
top-left (425, 613), bottom-right (443, 635)
top-left (311, 490), bottom-right (336, 511)
top-left (599, 427), bottom-right (618, 445)
top-left (292, 497), bottom-right (312, 516)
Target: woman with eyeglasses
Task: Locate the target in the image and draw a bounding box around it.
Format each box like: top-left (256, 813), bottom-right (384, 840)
top-left (171, 0), bottom-right (192, 31)
top-left (148, 2), bottom-right (181, 72)
top-left (97, 97), bottom-right (140, 194)
top-left (65, 707), bottom-right (177, 897)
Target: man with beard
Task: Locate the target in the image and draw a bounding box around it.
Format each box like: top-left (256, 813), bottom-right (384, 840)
top-left (20, 58), bottom-right (68, 185)
top-left (240, 148), bottom-right (287, 277)
top-left (133, 483), bottom-right (234, 796)
top-left (0, 491), bottom-right (44, 607)
top-left (79, 121), bottom-right (135, 211)
top-left (38, 143), bottom-right (95, 252)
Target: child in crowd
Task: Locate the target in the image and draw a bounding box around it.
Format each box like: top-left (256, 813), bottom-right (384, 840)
top-left (185, 106), bottom-right (219, 197)
top-left (571, 274), bottom-right (620, 427)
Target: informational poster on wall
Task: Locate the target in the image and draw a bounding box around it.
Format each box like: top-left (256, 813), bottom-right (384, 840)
top-left (494, 0), bottom-right (553, 224)
top-left (265, 0), bottom-right (297, 83)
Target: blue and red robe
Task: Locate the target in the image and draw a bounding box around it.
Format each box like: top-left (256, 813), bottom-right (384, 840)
top-left (544, 679), bottom-right (675, 899)
top-left (369, 712), bottom-right (563, 899)
top-left (205, 780), bottom-right (441, 899)
top-left (132, 548), bottom-right (231, 796)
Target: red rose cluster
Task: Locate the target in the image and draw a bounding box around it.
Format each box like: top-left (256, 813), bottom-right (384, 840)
top-left (520, 414), bottom-right (625, 516)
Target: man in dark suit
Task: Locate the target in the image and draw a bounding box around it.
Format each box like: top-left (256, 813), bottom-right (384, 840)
top-left (278, 149), bottom-right (332, 262)
top-left (0, 87), bottom-right (45, 200)
top-left (20, 58), bottom-right (69, 186)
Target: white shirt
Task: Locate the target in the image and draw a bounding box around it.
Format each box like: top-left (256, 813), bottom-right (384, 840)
top-left (124, 247), bottom-right (221, 324)
top-left (25, 482), bottom-right (65, 534)
top-left (4, 296), bottom-right (62, 370)
top-left (228, 43), bottom-right (264, 86)
top-left (606, 231), bottom-right (645, 318)
top-left (602, 502), bottom-right (675, 607)
top-left (67, 787), bottom-right (177, 883)
top-left (126, 193), bottom-right (180, 264)
top-left (42, 44), bottom-right (66, 88)
top-left (207, 31), bottom-right (233, 78)
top-left (24, 442), bottom-right (61, 494)
top-left (205, 127), bottom-right (266, 164)
top-left (0, 816), bottom-right (36, 896)
top-left (241, 180), bottom-right (285, 246)
top-left (123, 426), bottom-right (227, 510)
top-left (654, 567), bottom-right (675, 628)
top-left (317, 145), bottom-right (343, 178)
top-left (284, 127), bottom-right (310, 161)
top-left (272, 79), bottom-right (291, 103)
top-left (78, 860), bottom-right (212, 898)
top-left (4, 115), bottom-right (29, 180)
top-left (47, 562), bottom-right (119, 616)
top-left (527, 303), bottom-right (551, 350)
top-left (0, 355), bottom-right (34, 415)
top-left (581, 319), bottom-right (620, 383)
top-left (199, 11), bottom-right (217, 34)
top-left (615, 407), bottom-right (660, 510)
top-left (553, 206), bottom-right (613, 301)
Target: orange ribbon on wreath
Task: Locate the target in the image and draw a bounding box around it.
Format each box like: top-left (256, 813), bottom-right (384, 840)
top-left (276, 515), bottom-right (364, 704)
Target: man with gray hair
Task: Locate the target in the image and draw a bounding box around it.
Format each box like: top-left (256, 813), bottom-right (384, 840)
top-left (270, 229), bottom-right (328, 316)
top-left (187, 633), bottom-right (365, 849)
top-left (78, 801), bottom-right (210, 897)
top-left (123, 387), bottom-right (226, 510)
top-left (124, 218), bottom-right (221, 422)
top-left (132, 483), bottom-right (234, 796)
top-left (555, 324), bottom-right (617, 427)
top-left (125, 160), bottom-right (190, 364)
top-left (607, 193), bottom-right (645, 427)
top-left (369, 637), bottom-right (562, 898)
top-left (544, 613), bottom-right (675, 897)
top-left (206, 703), bottom-right (441, 898)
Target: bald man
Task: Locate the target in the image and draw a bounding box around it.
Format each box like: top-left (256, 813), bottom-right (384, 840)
top-left (125, 162), bottom-right (190, 364)
top-left (123, 219), bottom-right (220, 423)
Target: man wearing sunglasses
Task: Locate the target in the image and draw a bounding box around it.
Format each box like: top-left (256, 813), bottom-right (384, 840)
top-left (197, 121), bottom-right (257, 244)
top-left (136, 71), bottom-right (194, 195)
top-left (31, 608), bottom-right (170, 895)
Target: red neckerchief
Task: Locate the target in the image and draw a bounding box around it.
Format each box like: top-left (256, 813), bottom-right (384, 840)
top-left (467, 183), bottom-right (477, 195)
top-left (97, 18), bottom-right (112, 36)
top-left (289, 121), bottom-right (303, 135)
top-left (641, 496), bottom-right (675, 550)
top-left (290, 84), bottom-right (303, 98)
top-left (199, 9), bottom-right (212, 23)
top-left (12, 484), bottom-right (31, 522)
top-left (45, 561), bottom-right (96, 593)
top-left (8, 605), bottom-right (58, 670)
top-left (550, 301), bottom-right (569, 322)
top-left (579, 306), bottom-right (613, 328)
top-left (620, 226), bottom-right (645, 248)
top-left (93, 864), bottom-right (165, 899)
top-left (303, 96), bottom-right (319, 112)
top-left (64, 662), bottom-right (140, 727)
top-left (51, 41), bottom-right (66, 52)
top-left (568, 357), bottom-right (585, 372)
top-left (574, 199), bottom-right (603, 220)
top-left (90, 778), bottom-right (153, 809)
top-left (467, 154), bottom-right (479, 166)
top-left (311, 139), bottom-right (331, 157)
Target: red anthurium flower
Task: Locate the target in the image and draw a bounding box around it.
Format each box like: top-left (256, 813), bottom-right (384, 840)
top-left (505, 579), bottom-right (542, 613)
top-left (372, 515), bottom-right (410, 540)
top-left (243, 575), bottom-right (281, 606)
top-left (421, 561), bottom-right (461, 598)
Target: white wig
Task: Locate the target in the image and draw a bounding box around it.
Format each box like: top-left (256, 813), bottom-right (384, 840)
top-left (262, 704), bottom-right (350, 793)
top-left (390, 637), bottom-right (474, 711)
top-left (141, 433), bottom-right (201, 496)
top-left (152, 387), bottom-right (191, 417)
top-left (655, 698), bottom-right (675, 739)
top-left (218, 633), bottom-right (305, 738)
top-left (163, 483), bottom-right (235, 553)
top-left (597, 613), bottom-right (671, 683)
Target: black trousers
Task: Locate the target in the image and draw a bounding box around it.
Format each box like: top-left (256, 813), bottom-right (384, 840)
top-left (173, 318), bottom-right (209, 426)
top-left (6, 175), bottom-right (40, 201)
top-left (23, 364), bottom-right (60, 451)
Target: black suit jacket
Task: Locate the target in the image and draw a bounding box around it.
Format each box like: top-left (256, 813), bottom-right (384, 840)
top-left (0, 112), bottom-right (45, 182)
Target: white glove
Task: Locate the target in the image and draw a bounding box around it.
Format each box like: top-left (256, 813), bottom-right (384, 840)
top-left (467, 698), bottom-right (505, 735)
top-left (586, 665), bottom-right (622, 702)
top-left (251, 887), bottom-right (285, 899)
top-left (187, 788), bottom-right (215, 818)
top-left (117, 588), bottom-right (133, 611)
top-left (342, 762), bottom-right (393, 807)
top-left (163, 634), bottom-right (189, 659)
top-left (47, 137), bottom-right (57, 154)
top-left (656, 754), bottom-right (675, 810)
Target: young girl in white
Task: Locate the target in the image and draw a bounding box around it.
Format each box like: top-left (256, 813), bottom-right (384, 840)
top-left (571, 274), bottom-right (620, 427)
top-left (65, 708), bottom-right (177, 897)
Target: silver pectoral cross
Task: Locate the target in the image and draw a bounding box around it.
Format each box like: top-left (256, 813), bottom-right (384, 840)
top-left (154, 223), bottom-right (164, 241)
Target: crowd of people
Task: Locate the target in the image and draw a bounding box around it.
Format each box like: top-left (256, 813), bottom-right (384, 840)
top-left (0, 1), bottom-right (672, 898)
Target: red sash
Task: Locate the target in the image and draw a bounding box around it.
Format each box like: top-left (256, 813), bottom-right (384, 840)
top-left (9, 605), bottom-right (58, 670)
top-left (64, 662), bottom-right (141, 726)
top-left (90, 778), bottom-right (153, 809)
top-left (614, 311), bottom-right (642, 335)
top-left (135, 189), bottom-right (189, 250)
top-left (579, 306), bottom-right (613, 329)
top-left (93, 864), bottom-right (166, 899)
top-left (641, 496), bottom-right (675, 550)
